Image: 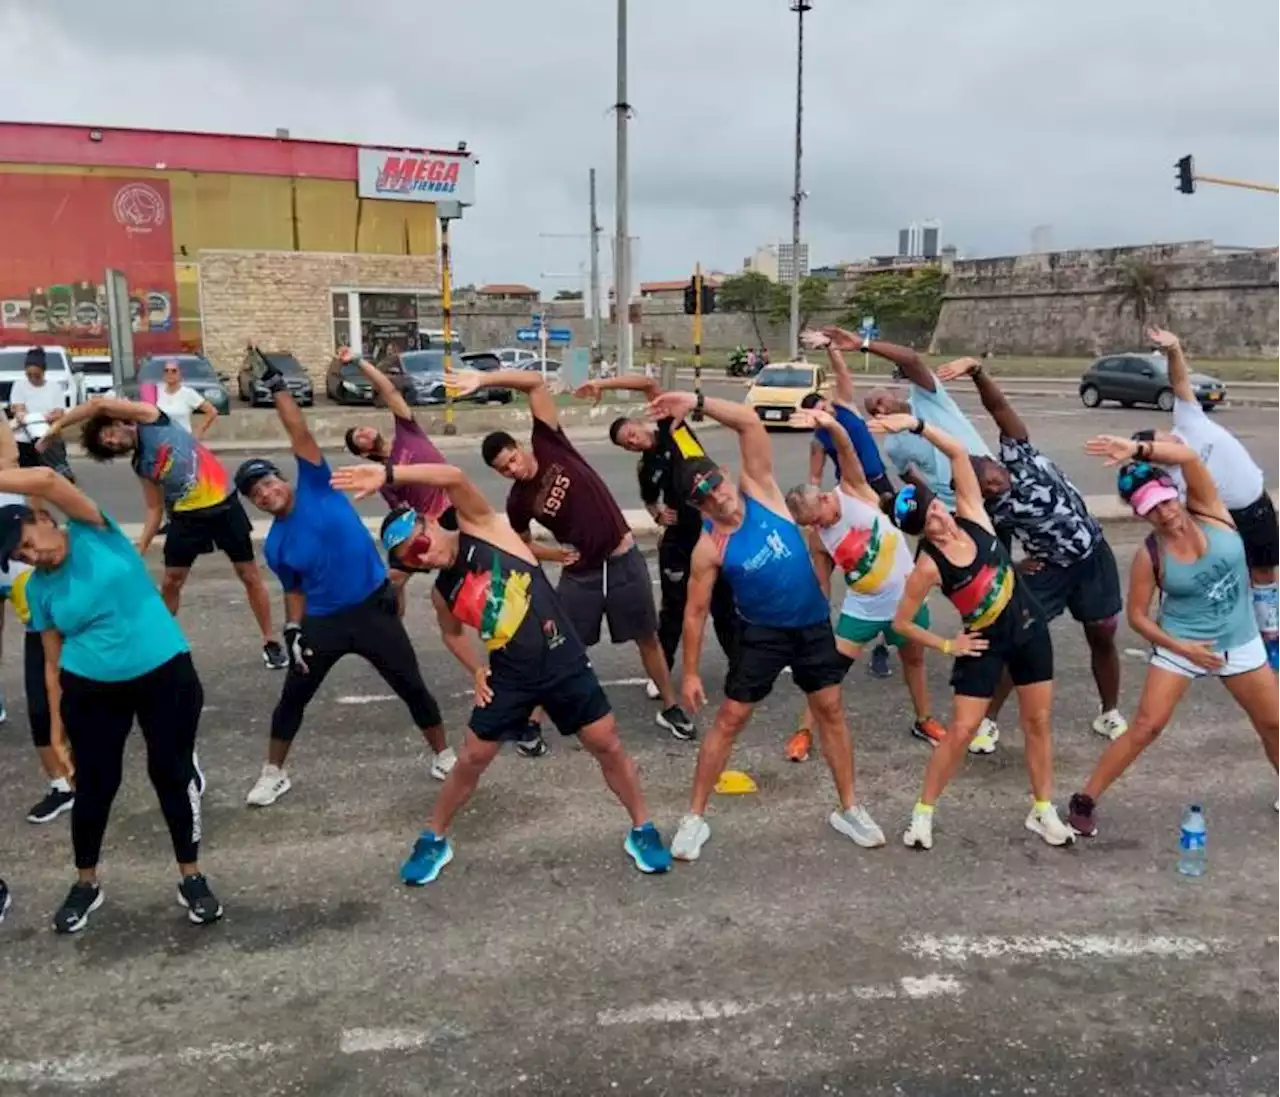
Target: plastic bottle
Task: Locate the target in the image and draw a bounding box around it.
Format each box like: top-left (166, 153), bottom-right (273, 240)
top-left (1177, 804), bottom-right (1206, 877)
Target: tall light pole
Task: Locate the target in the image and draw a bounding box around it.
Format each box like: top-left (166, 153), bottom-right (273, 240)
top-left (788, 0), bottom-right (811, 361)
top-left (613, 0), bottom-right (633, 373)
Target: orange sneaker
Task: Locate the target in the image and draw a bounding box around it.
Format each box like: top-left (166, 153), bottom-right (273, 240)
top-left (910, 716), bottom-right (947, 746)
top-left (785, 727), bottom-right (813, 763)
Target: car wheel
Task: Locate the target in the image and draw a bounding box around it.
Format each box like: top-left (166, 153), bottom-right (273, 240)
top-left (1156, 388), bottom-right (1175, 412)
top-left (1080, 384), bottom-right (1101, 408)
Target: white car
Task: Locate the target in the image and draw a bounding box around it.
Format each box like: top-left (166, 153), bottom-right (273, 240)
top-left (0, 345), bottom-right (85, 409)
top-left (494, 347), bottom-right (539, 367)
top-left (72, 354), bottom-right (115, 398)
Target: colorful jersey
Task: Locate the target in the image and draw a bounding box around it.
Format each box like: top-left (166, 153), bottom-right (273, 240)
top-left (919, 516), bottom-right (1028, 633)
top-left (133, 412), bottom-right (233, 513)
top-left (988, 435), bottom-right (1101, 568)
top-left (818, 491), bottom-right (912, 621)
top-left (0, 561), bottom-right (34, 630)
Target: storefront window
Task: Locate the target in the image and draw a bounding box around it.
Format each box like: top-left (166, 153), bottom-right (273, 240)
top-left (358, 292), bottom-right (419, 362)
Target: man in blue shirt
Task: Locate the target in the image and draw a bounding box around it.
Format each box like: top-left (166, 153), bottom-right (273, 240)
top-left (234, 360), bottom-right (454, 808)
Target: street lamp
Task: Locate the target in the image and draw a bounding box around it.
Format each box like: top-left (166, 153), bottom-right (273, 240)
top-left (788, 0), bottom-right (811, 362)
top-left (437, 200), bottom-right (463, 435)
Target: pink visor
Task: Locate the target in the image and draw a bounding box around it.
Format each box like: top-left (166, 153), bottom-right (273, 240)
top-left (1130, 478), bottom-right (1180, 516)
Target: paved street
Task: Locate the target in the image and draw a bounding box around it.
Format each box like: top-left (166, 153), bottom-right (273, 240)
top-left (68, 395), bottom-right (1278, 526)
top-left (0, 530), bottom-right (1275, 1096)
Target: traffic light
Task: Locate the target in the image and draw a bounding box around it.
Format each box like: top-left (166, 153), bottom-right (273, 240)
top-left (683, 279), bottom-right (698, 315)
top-left (700, 283), bottom-right (716, 314)
top-left (1176, 155), bottom-right (1195, 195)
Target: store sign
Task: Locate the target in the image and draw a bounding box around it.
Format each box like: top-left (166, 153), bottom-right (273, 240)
top-left (357, 148), bottom-right (474, 205)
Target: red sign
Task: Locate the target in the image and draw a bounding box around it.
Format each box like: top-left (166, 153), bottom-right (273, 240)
top-left (0, 173), bottom-right (179, 353)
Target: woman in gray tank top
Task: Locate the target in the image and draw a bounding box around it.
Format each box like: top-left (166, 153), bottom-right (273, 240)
top-left (1067, 435), bottom-right (1278, 838)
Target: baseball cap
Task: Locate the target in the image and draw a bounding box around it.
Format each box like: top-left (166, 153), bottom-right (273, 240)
top-left (380, 506), bottom-right (417, 553)
top-left (0, 502), bottom-right (35, 566)
top-left (233, 457), bottom-right (281, 496)
top-left (682, 460), bottom-right (725, 505)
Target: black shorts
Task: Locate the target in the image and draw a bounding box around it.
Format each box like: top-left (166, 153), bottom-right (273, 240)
top-left (469, 658), bottom-right (612, 742)
top-left (1229, 492), bottom-right (1279, 571)
top-left (163, 498), bottom-right (256, 569)
top-left (557, 545), bottom-right (658, 646)
top-left (725, 619), bottom-right (850, 704)
top-left (1023, 538), bottom-right (1122, 625)
top-left (950, 611), bottom-right (1054, 700)
top-left (867, 472), bottom-right (896, 498)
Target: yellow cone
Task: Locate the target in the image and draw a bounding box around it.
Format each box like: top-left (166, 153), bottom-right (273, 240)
top-left (715, 770), bottom-right (758, 795)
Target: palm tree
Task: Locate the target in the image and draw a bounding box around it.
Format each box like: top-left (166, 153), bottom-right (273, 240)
top-left (1112, 259), bottom-right (1171, 342)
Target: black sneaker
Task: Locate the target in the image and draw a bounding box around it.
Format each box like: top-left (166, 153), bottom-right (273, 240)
top-left (26, 785), bottom-right (75, 824)
top-left (53, 882), bottom-right (103, 934)
top-left (177, 874), bottom-right (224, 926)
top-left (0, 879), bottom-right (10, 924)
top-left (869, 643), bottom-right (893, 679)
top-left (1067, 793), bottom-right (1097, 838)
top-left (516, 722), bottom-right (549, 758)
top-left (263, 640), bottom-right (289, 670)
top-left (656, 704), bottom-right (697, 742)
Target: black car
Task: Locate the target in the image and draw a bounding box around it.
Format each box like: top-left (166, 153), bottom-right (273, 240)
top-left (237, 351), bottom-right (314, 407)
top-left (1079, 353), bottom-right (1227, 412)
top-left (396, 350), bottom-right (512, 406)
top-left (326, 360), bottom-right (378, 405)
top-left (130, 355), bottom-right (232, 414)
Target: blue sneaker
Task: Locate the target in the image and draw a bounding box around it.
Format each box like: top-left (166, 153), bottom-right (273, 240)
top-left (400, 830), bottom-right (454, 886)
top-left (869, 643), bottom-right (892, 679)
top-left (624, 822), bottom-right (672, 874)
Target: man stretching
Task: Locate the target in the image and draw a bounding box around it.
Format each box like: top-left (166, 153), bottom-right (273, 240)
top-left (455, 368), bottom-right (696, 740)
top-left (41, 395), bottom-right (286, 669)
top-left (935, 357), bottom-right (1126, 753)
top-left (651, 390), bottom-right (885, 861)
top-left (233, 360), bottom-right (454, 806)
top-left (329, 458), bottom-right (672, 885)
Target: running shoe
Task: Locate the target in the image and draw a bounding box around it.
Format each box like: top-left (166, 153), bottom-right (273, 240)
top-left (869, 643), bottom-right (893, 679)
top-left (1091, 709), bottom-right (1128, 741)
top-left (624, 822), bottom-right (672, 874)
top-left (401, 830), bottom-right (454, 886)
top-left (177, 874), bottom-right (224, 925)
top-left (644, 679), bottom-right (661, 701)
top-left (0, 878), bottom-right (10, 924)
top-left (829, 805), bottom-right (887, 848)
top-left (1067, 793), bottom-right (1097, 837)
top-left (26, 783), bottom-right (74, 824)
top-left (53, 881), bottom-right (103, 934)
top-left (1025, 803), bottom-right (1075, 847)
top-left (968, 717), bottom-right (1000, 755)
top-left (656, 705), bottom-right (697, 742)
top-left (516, 721), bottom-right (549, 758)
top-left (911, 716), bottom-right (947, 747)
top-left (903, 808), bottom-right (934, 851)
top-left (192, 751), bottom-right (206, 798)
top-left (671, 813), bottom-right (711, 861)
top-left (785, 727), bottom-right (813, 763)
top-left (263, 640), bottom-right (289, 670)
top-left (429, 747), bottom-right (457, 781)
top-left (245, 764), bottom-right (291, 807)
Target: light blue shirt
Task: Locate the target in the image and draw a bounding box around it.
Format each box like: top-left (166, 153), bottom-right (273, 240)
top-left (27, 515), bottom-right (189, 682)
top-left (882, 379), bottom-right (991, 507)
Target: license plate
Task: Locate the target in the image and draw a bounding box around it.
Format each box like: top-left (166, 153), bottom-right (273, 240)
top-left (763, 410), bottom-right (783, 421)
top-left (1208, 392), bottom-right (1222, 401)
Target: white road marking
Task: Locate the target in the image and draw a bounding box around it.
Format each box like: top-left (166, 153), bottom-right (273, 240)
top-left (596, 677), bottom-right (653, 688)
top-left (0, 1042), bottom-right (287, 1085)
top-left (339, 1028), bottom-right (430, 1054)
top-left (903, 934), bottom-right (1224, 963)
top-left (1124, 647), bottom-right (1148, 659)
top-left (334, 694), bottom-right (397, 705)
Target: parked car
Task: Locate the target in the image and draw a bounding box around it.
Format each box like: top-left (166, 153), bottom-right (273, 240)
top-left (513, 358), bottom-right (562, 375)
top-left (1079, 352), bottom-right (1226, 412)
top-left (418, 329), bottom-right (466, 353)
top-left (396, 350), bottom-right (512, 405)
top-left (743, 362), bottom-right (829, 427)
top-left (0, 345), bottom-right (84, 407)
top-left (127, 355), bottom-right (233, 414)
top-left (326, 358), bottom-right (378, 405)
top-left (238, 350), bottom-right (314, 407)
top-left (72, 354), bottom-right (115, 398)
top-left (494, 347), bottom-right (538, 367)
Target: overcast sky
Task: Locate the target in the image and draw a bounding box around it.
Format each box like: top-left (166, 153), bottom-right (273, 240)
top-left (2, 0), bottom-right (1276, 288)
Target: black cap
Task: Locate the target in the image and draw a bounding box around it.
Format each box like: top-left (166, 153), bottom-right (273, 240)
top-left (23, 346), bottom-right (46, 369)
top-left (0, 502), bottom-right (35, 566)
top-left (234, 457), bottom-right (281, 496)
top-left (680, 458), bottom-right (725, 505)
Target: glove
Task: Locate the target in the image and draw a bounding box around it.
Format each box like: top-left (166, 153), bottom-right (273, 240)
top-left (256, 349), bottom-right (288, 394)
top-left (283, 623), bottom-right (311, 674)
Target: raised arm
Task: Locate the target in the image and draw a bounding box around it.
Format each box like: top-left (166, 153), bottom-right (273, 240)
top-left (825, 344), bottom-right (857, 406)
top-left (574, 374), bottom-right (661, 404)
top-left (795, 408), bottom-right (867, 494)
top-left (0, 466), bottom-right (105, 526)
top-left (1147, 327), bottom-right (1194, 404)
top-left (937, 357), bottom-right (1027, 441)
top-left (869, 413), bottom-right (987, 524)
top-left (452, 369), bottom-right (559, 429)
top-left (825, 328), bottom-right (936, 391)
top-left (1085, 434), bottom-right (1231, 527)
top-left (40, 395), bottom-right (159, 449)
top-left (258, 370), bottom-right (321, 464)
top-left (329, 461), bottom-right (495, 527)
top-left (346, 348), bottom-right (414, 420)
top-left (647, 391), bottom-right (774, 490)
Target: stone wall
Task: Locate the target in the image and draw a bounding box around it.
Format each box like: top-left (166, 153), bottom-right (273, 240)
top-left (198, 249), bottom-right (439, 377)
top-left (932, 242), bottom-right (1278, 358)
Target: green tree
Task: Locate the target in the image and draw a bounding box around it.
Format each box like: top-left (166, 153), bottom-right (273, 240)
top-left (1111, 259), bottom-right (1170, 342)
top-left (840, 267), bottom-right (946, 346)
top-left (767, 275), bottom-right (831, 332)
top-left (718, 270), bottom-right (786, 346)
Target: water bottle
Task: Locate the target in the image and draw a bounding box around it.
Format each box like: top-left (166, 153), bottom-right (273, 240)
top-left (1177, 804), bottom-right (1207, 877)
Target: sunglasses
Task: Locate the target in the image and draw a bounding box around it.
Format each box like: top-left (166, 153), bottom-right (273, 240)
top-left (1118, 462), bottom-right (1157, 494)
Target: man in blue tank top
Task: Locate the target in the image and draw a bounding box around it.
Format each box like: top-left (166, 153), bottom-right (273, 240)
top-left (644, 391), bottom-right (886, 862)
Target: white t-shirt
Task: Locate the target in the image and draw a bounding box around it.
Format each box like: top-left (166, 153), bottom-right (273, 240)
top-left (8, 377), bottom-right (65, 443)
top-left (1167, 397), bottom-right (1264, 511)
top-left (818, 490), bottom-right (915, 621)
top-left (156, 386), bottom-right (206, 433)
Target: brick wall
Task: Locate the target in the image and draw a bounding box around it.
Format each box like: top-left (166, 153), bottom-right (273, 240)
top-left (198, 249), bottom-right (439, 378)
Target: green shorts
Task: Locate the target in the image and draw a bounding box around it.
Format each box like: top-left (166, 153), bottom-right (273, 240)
top-left (835, 603), bottom-right (930, 649)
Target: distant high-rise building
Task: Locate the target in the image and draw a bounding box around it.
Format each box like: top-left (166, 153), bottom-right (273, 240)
top-left (744, 244), bottom-right (780, 281)
top-left (921, 224), bottom-right (940, 259)
top-left (897, 220), bottom-right (943, 259)
top-left (778, 241), bottom-right (809, 283)
top-left (897, 228), bottom-right (910, 257)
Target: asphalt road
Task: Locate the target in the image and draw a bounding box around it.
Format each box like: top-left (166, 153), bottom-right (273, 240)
top-left (0, 530), bottom-right (1275, 1096)
top-left (67, 394), bottom-right (1279, 525)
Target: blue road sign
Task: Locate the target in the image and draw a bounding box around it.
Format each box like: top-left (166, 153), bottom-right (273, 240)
top-left (530, 313), bottom-right (544, 327)
top-left (858, 318), bottom-right (880, 341)
top-left (515, 327), bottom-right (541, 343)
top-left (546, 328), bottom-right (573, 345)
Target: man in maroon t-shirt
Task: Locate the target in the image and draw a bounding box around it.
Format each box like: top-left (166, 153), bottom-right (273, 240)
top-left (453, 367), bottom-right (696, 741)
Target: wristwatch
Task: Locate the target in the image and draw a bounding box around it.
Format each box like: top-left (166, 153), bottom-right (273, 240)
top-left (384, 459), bottom-right (396, 485)
top-left (910, 416), bottom-right (926, 435)
top-left (692, 391), bottom-right (705, 422)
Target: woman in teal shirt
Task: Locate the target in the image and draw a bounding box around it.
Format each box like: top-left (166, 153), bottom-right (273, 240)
top-left (0, 466), bottom-right (222, 934)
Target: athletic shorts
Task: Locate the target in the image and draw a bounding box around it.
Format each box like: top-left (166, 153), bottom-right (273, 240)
top-left (1023, 538), bottom-right (1123, 625)
top-left (950, 614), bottom-right (1054, 700)
top-left (1150, 634), bottom-right (1268, 680)
top-left (836, 602), bottom-right (930, 649)
top-left (557, 545), bottom-right (658, 646)
top-left (1229, 492), bottom-right (1279, 571)
top-left (725, 619), bottom-right (849, 704)
top-left (469, 659), bottom-right (612, 742)
top-left (163, 498), bottom-right (256, 569)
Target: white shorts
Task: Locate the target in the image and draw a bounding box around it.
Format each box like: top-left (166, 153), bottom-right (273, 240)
top-left (1149, 634), bottom-right (1268, 680)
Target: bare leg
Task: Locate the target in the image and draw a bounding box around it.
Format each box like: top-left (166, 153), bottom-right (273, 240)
top-left (426, 731), bottom-right (501, 835)
top-left (899, 641), bottom-right (932, 720)
top-left (1083, 620), bottom-right (1121, 712)
top-left (233, 560), bottom-right (275, 642)
top-left (160, 566), bottom-right (191, 617)
top-left (1014, 680), bottom-right (1056, 801)
top-left (1220, 665), bottom-right (1280, 769)
top-left (983, 670), bottom-right (1015, 722)
top-left (807, 684), bottom-right (856, 810)
top-left (635, 633), bottom-right (676, 706)
top-left (920, 695), bottom-right (991, 804)
top-left (1082, 666), bottom-right (1190, 801)
top-left (689, 699), bottom-right (753, 815)
top-left (419, 724), bottom-right (447, 754)
top-left (579, 714), bottom-right (649, 826)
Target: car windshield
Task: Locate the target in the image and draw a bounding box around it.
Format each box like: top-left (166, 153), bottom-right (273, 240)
top-left (0, 348), bottom-right (64, 374)
top-left (259, 354), bottom-right (304, 376)
top-left (75, 358), bottom-right (113, 375)
top-left (138, 356), bottom-right (217, 381)
top-left (755, 367), bottom-right (813, 388)
top-left (399, 351), bottom-right (448, 374)
top-left (462, 353), bottom-right (501, 371)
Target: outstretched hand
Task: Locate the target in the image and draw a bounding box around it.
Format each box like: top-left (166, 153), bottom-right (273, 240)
top-left (330, 463), bottom-right (388, 499)
top-left (821, 326), bottom-right (862, 351)
top-left (1084, 434), bottom-right (1138, 467)
top-left (791, 407), bottom-right (835, 431)
top-left (935, 357), bottom-right (983, 383)
top-left (574, 380), bottom-right (604, 405)
top-left (1146, 327), bottom-right (1180, 350)
top-left (799, 329), bottom-right (832, 350)
top-left (446, 369), bottom-right (484, 400)
top-left (338, 345), bottom-right (357, 365)
top-left (868, 413), bottom-right (919, 436)
top-left (646, 391), bottom-right (697, 424)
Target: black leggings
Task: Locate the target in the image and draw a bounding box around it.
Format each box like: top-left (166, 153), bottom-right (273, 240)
top-left (24, 630), bottom-right (51, 748)
top-left (271, 583), bottom-right (441, 743)
top-left (61, 653), bottom-right (204, 870)
top-left (657, 532), bottom-right (738, 669)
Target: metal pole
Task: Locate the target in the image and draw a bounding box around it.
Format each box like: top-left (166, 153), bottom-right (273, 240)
top-left (1193, 172), bottom-right (1280, 194)
top-left (788, 0), bottom-right (811, 362)
top-left (588, 167), bottom-right (603, 367)
top-left (440, 217), bottom-right (456, 435)
top-left (693, 263), bottom-right (703, 393)
top-left (614, 0), bottom-right (632, 373)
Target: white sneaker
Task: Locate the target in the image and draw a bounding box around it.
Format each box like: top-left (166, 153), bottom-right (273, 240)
top-left (829, 804), bottom-right (886, 848)
top-left (245, 764), bottom-right (291, 807)
top-left (1092, 709), bottom-right (1128, 740)
top-left (644, 679), bottom-right (661, 701)
top-left (430, 747), bottom-right (457, 781)
top-left (671, 813), bottom-right (711, 861)
top-left (968, 718), bottom-right (999, 755)
top-left (903, 808), bottom-right (934, 850)
top-left (1025, 803), bottom-right (1074, 847)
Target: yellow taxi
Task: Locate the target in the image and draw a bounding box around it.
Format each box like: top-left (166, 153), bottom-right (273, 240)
top-left (743, 362), bottom-right (830, 427)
